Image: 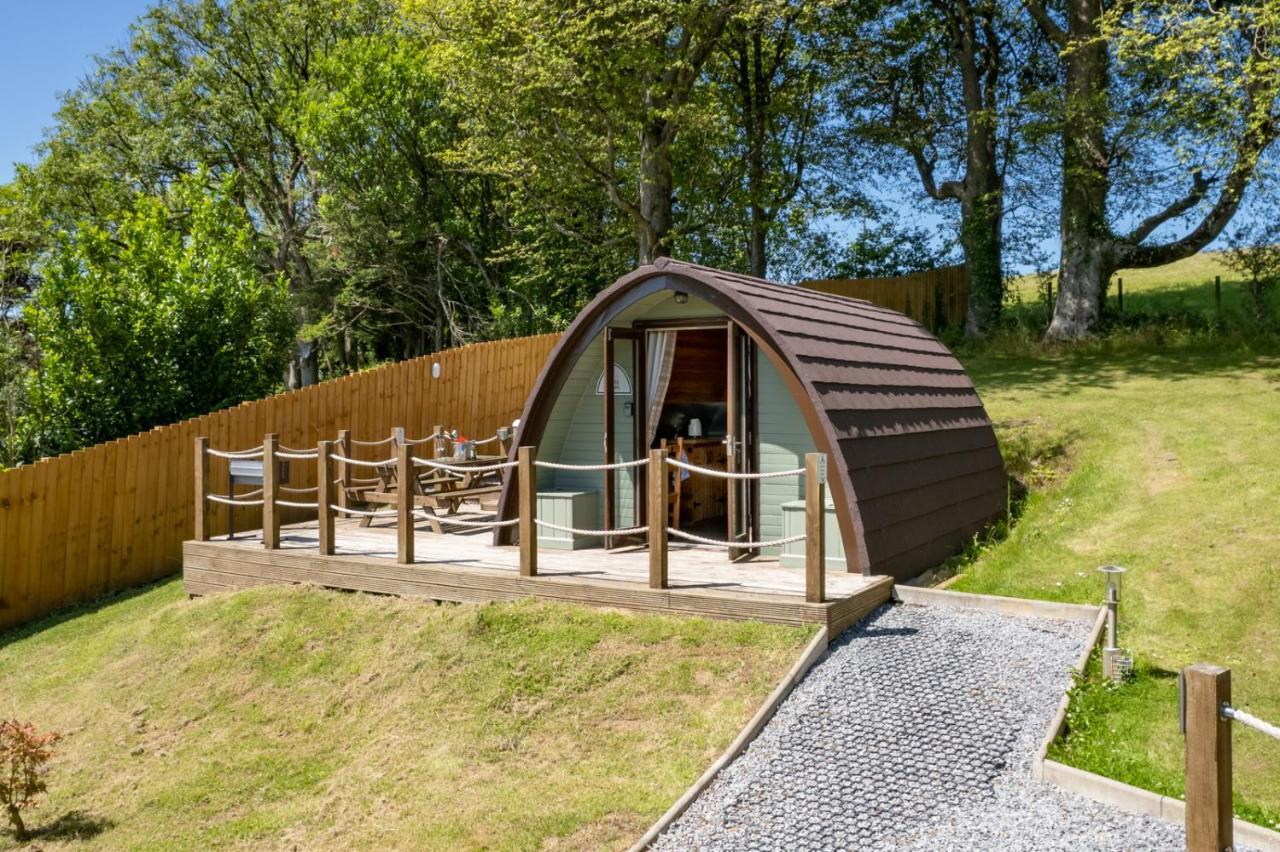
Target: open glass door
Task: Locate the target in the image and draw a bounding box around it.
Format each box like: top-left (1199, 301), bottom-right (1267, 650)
top-left (725, 323), bottom-right (758, 560)
top-left (603, 328), bottom-right (646, 548)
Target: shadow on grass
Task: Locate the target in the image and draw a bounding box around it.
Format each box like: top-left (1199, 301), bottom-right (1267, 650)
top-left (0, 578), bottom-right (177, 652)
top-left (3, 811), bottom-right (114, 846)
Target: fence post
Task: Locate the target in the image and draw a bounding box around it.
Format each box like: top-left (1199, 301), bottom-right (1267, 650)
top-left (518, 445), bottom-right (537, 577)
top-left (194, 436), bottom-right (210, 541)
top-left (263, 433), bottom-right (280, 550)
top-left (317, 440), bottom-right (334, 556)
top-left (396, 442), bottom-right (414, 565)
top-left (432, 424), bottom-right (444, 459)
top-left (1215, 275), bottom-right (1223, 318)
top-left (1117, 277), bottom-right (1124, 313)
top-left (393, 426), bottom-right (405, 446)
top-left (648, 449), bottom-right (668, 589)
top-left (805, 453), bottom-right (826, 604)
top-left (336, 429), bottom-right (350, 514)
top-left (1183, 663), bottom-right (1232, 852)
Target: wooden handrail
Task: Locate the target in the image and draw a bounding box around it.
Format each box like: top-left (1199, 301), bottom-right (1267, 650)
top-left (648, 448), bottom-right (668, 589)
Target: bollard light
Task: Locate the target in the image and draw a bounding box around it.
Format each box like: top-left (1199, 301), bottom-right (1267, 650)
top-left (1098, 564), bottom-right (1131, 682)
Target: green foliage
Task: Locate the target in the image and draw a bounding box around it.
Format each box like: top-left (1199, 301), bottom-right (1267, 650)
top-left (25, 177), bottom-right (295, 454)
top-left (832, 221), bottom-right (947, 278)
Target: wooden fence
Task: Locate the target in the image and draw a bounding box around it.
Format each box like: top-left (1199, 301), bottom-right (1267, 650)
top-left (0, 334), bottom-right (560, 631)
top-left (801, 264), bottom-right (967, 330)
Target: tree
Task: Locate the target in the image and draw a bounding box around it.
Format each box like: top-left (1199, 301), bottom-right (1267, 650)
top-left (838, 0), bottom-right (1031, 335)
top-left (433, 0), bottom-right (742, 265)
top-left (713, 0), bottom-right (829, 278)
top-left (26, 177), bottom-right (295, 454)
top-left (1027, 0), bottom-right (1280, 340)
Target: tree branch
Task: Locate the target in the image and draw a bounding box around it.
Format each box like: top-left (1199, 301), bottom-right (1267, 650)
top-left (1024, 0), bottom-right (1066, 48)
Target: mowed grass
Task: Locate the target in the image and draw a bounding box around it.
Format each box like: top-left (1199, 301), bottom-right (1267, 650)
top-left (0, 583), bottom-right (811, 850)
top-left (1008, 251), bottom-right (1274, 321)
top-left (951, 340), bottom-right (1280, 829)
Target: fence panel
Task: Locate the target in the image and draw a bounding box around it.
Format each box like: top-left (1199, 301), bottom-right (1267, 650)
top-left (0, 333), bottom-right (561, 631)
top-left (801, 265), bottom-right (967, 331)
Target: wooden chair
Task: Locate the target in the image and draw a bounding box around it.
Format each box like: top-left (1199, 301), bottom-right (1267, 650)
top-left (659, 437), bottom-right (685, 531)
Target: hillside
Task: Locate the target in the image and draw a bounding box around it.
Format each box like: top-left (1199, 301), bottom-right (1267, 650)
top-left (953, 341), bottom-right (1280, 830)
top-left (0, 584), bottom-right (810, 850)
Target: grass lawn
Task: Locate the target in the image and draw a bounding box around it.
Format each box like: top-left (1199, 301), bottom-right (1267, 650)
top-left (951, 339), bottom-right (1280, 830)
top-left (1008, 251), bottom-right (1273, 322)
top-left (0, 583), bottom-right (811, 850)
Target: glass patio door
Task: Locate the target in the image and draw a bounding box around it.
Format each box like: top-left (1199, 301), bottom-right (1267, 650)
top-left (725, 323), bottom-right (758, 560)
top-left (603, 327), bottom-right (645, 548)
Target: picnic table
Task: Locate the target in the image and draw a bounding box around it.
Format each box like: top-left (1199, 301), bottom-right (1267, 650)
top-left (342, 454), bottom-right (507, 533)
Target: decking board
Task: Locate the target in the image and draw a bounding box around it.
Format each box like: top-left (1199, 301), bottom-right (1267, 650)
top-left (183, 518), bottom-right (893, 631)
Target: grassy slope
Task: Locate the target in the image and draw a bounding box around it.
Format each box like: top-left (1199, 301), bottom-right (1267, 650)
top-left (952, 341), bottom-right (1280, 829)
top-left (0, 583), bottom-right (810, 850)
top-left (1009, 251), bottom-right (1260, 317)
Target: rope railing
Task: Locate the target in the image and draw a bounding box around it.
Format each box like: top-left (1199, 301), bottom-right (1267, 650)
top-left (330, 504), bottom-right (399, 519)
top-left (1223, 705), bottom-right (1280, 741)
top-left (534, 519), bottom-right (648, 537)
top-left (280, 485), bottom-right (318, 494)
top-left (534, 457), bottom-right (650, 471)
top-left (349, 435), bottom-right (398, 447)
top-left (276, 449), bottom-right (318, 460)
top-left (402, 431), bottom-right (447, 445)
top-left (207, 447), bottom-right (264, 460)
top-left (276, 499), bottom-right (319, 509)
top-left (330, 453), bottom-right (396, 469)
top-left (666, 528), bottom-right (809, 549)
top-left (665, 456), bottom-right (804, 480)
top-left (412, 456), bottom-right (517, 475)
top-left (206, 493), bottom-right (265, 506)
top-left (438, 515), bottom-right (521, 529)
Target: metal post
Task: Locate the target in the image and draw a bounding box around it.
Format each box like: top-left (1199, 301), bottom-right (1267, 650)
top-left (396, 442), bottom-right (413, 565)
top-left (194, 437), bottom-right (209, 541)
top-left (805, 453), bottom-right (826, 604)
top-left (518, 446), bottom-right (537, 576)
top-left (1182, 664), bottom-right (1232, 852)
top-left (263, 433), bottom-right (280, 549)
top-left (1099, 564), bottom-right (1126, 680)
top-left (336, 429), bottom-right (350, 514)
top-left (648, 449), bottom-right (668, 589)
top-left (432, 424), bottom-right (444, 459)
top-left (317, 440), bottom-right (334, 556)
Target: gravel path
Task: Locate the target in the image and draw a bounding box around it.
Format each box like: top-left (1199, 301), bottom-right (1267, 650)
top-left (653, 602), bottom-right (1193, 851)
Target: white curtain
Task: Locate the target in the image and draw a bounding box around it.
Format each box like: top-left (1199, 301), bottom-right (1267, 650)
top-left (645, 331), bottom-right (677, 448)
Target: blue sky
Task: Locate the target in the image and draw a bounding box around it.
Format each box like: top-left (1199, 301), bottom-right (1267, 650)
top-left (0, 1), bottom-right (152, 183)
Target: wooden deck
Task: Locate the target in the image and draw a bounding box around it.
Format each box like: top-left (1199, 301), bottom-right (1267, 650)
top-left (182, 517), bottom-right (893, 634)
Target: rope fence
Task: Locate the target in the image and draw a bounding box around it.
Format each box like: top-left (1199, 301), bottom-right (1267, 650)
top-left (534, 457), bottom-right (649, 471)
top-left (666, 528), bottom-right (808, 549)
top-left (194, 436), bottom-right (829, 603)
top-left (534, 519), bottom-right (648, 537)
top-left (1223, 705), bottom-right (1280, 741)
top-left (665, 456), bottom-right (804, 480)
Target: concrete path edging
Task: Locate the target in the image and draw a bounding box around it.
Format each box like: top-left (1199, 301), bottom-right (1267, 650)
top-left (892, 584), bottom-right (1101, 624)
top-left (628, 624), bottom-right (831, 852)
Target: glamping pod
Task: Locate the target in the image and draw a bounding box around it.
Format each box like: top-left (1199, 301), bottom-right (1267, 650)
top-left (495, 259), bottom-right (1005, 581)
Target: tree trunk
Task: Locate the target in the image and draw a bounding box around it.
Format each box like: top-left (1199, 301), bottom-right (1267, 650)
top-left (1043, 0), bottom-right (1113, 341)
top-left (960, 187), bottom-right (1003, 335)
top-left (6, 802), bottom-right (25, 840)
top-left (638, 120), bottom-right (673, 264)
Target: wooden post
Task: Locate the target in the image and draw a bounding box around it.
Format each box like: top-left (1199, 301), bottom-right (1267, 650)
top-left (1117, 277), bottom-right (1124, 313)
top-left (263, 433), bottom-right (280, 549)
top-left (1215, 275), bottom-right (1223, 317)
top-left (336, 429), bottom-right (350, 513)
top-left (396, 442), bottom-right (414, 565)
top-left (804, 453), bottom-right (826, 604)
top-left (194, 436), bottom-right (210, 541)
top-left (432, 424), bottom-right (443, 458)
top-left (1184, 663), bottom-right (1232, 852)
top-left (648, 449), bottom-right (668, 589)
top-left (393, 426), bottom-right (405, 446)
top-left (518, 445), bottom-right (537, 576)
top-left (317, 440), bottom-right (334, 556)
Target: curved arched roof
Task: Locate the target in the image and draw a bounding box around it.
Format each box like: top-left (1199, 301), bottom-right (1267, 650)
top-left (496, 258), bottom-right (1005, 580)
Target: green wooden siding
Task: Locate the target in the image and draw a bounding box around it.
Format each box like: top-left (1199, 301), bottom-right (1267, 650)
top-left (755, 350), bottom-right (814, 555)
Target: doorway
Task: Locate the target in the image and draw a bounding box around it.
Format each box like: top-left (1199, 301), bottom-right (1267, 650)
top-left (603, 320), bottom-right (758, 552)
